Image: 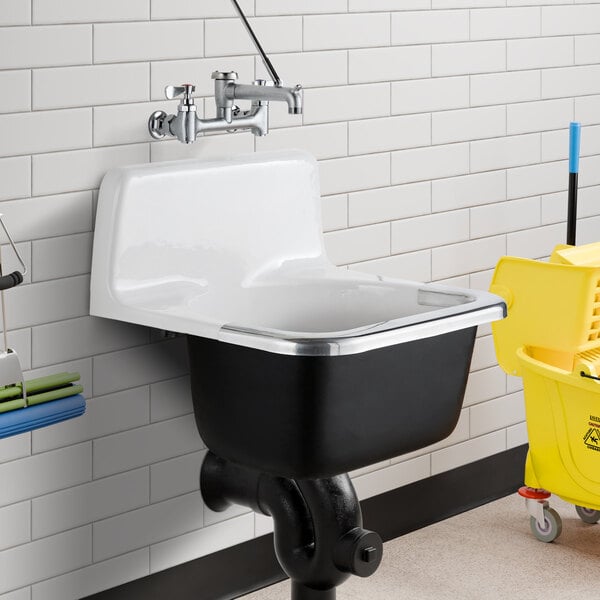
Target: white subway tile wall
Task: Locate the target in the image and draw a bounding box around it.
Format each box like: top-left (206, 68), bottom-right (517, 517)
top-left (0, 2), bottom-right (599, 597)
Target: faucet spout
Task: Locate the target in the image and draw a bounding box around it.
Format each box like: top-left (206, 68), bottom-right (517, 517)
top-left (230, 82), bottom-right (303, 115)
top-left (287, 85), bottom-right (303, 115)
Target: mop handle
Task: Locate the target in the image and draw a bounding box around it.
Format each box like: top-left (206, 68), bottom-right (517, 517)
top-left (567, 121), bottom-right (581, 246)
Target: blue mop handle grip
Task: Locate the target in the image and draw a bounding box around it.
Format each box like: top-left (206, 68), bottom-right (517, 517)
top-left (0, 271), bottom-right (23, 291)
top-left (569, 121), bottom-right (581, 174)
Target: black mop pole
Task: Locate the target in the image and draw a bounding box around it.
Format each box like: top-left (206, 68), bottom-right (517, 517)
top-left (567, 121), bottom-right (581, 246)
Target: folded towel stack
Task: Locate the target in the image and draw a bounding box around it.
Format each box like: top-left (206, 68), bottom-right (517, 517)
top-left (0, 372), bottom-right (85, 439)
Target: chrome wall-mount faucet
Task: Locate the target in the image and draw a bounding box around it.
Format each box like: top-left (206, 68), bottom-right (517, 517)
top-left (148, 0), bottom-right (303, 144)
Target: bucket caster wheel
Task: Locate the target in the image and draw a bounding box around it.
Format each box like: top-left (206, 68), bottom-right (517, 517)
top-left (575, 505), bottom-right (600, 524)
top-left (530, 507), bottom-right (562, 543)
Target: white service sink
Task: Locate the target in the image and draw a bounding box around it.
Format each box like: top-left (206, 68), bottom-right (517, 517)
top-left (90, 150), bottom-right (503, 356)
top-left (90, 150), bottom-right (506, 478)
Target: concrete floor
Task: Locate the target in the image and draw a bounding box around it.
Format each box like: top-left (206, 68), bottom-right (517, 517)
top-left (241, 494), bottom-right (600, 599)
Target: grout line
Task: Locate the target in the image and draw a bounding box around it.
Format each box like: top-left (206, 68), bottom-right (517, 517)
top-left (29, 152), bottom-right (33, 200)
top-left (346, 120), bottom-right (349, 157)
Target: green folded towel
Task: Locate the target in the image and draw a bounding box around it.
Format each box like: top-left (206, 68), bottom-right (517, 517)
top-left (0, 385), bottom-right (22, 402)
top-left (0, 398), bottom-right (25, 413)
top-left (27, 384), bottom-right (84, 406)
top-left (0, 373), bottom-right (82, 413)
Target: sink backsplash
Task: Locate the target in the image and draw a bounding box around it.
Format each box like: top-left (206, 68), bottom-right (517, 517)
top-left (1, 2), bottom-right (600, 599)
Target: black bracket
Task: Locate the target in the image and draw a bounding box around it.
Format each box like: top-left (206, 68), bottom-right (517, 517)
top-left (201, 452), bottom-right (383, 600)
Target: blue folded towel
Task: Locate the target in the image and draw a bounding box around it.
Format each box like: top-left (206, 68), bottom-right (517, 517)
top-left (0, 394), bottom-right (86, 439)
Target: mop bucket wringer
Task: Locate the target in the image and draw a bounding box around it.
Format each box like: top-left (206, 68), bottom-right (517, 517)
top-left (490, 123), bottom-right (600, 542)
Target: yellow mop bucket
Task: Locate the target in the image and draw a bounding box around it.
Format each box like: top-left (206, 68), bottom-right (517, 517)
top-left (517, 346), bottom-right (600, 510)
top-left (490, 243), bottom-right (600, 542)
top-left (490, 122), bottom-right (600, 542)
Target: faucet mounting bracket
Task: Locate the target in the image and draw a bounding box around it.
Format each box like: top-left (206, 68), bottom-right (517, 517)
top-left (148, 110), bottom-right (169, 140)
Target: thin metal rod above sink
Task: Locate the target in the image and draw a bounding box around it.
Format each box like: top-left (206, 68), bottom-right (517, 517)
top-left (230, 0), bottom-right (282, 86)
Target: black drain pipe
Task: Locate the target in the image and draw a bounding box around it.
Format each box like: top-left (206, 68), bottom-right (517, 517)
top-left (201, 452), bottom-right (383, 600)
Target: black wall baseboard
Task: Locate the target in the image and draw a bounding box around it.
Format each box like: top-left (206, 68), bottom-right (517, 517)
top-left (85, 444), bottom-right (527, 600)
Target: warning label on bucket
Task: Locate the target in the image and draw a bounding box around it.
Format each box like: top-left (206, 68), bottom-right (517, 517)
top-left (584, 427), bottom-right (600, 451)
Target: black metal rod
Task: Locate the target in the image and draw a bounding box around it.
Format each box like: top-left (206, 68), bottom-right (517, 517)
top-left (567, 171), bottom-right (578, 246)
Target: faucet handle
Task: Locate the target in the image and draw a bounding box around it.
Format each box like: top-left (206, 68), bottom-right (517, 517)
top-left (165, 84), bottom-right (195, 101)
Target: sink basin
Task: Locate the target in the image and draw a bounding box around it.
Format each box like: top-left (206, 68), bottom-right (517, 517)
top-left (91, 150), bottom-right (505, 478)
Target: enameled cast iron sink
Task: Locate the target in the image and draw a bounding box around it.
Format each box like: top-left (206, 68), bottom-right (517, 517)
top-left (90, 150), bottom-right (505, 478)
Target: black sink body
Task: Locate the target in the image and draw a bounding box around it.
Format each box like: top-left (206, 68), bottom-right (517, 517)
top-left (188, 326), bottom-right (476, 479)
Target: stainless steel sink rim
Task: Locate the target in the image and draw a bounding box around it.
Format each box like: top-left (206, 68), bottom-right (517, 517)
top-left (220, 302), bottom-right (506, 357)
